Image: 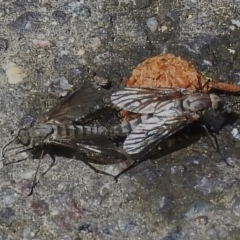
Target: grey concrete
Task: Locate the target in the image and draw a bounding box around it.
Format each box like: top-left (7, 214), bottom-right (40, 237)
top-left (0, 0), bottom-right (240, 239)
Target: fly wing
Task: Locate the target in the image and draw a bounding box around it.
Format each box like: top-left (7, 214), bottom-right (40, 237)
top-left (123, 110), bottom-right (200, 158)
top-left (40, 86), bottom-right (103, 124)
top-left (75, 136), bottom-right (127, 164)
top-left (47, 126), bottom-right (127, 164)
top-left (111, 87), bottom-right (192, 114)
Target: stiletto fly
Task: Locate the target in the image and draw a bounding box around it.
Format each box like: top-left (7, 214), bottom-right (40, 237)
top-left (2, 85), bottom-right (129, 194)
top-left (110, 87), bottom-right (225, 178)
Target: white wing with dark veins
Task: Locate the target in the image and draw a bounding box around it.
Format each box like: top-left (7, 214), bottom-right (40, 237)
top-left (123, 109), bottom-right (198, 155)
top-left (111, 87), bottom-right (191, 114)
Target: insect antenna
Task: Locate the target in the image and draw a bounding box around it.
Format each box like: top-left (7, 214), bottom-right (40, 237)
top-left (2, 135), bottom-right (18, 158)
top-left (4, 146), bottom-right (35, 163)
top-left (3, 157), bottom-right (28, 166)
top-left (1, 136), bottom-right (31, 165)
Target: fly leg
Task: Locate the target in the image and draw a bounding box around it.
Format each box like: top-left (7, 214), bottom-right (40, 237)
top-left (28, 153), bottom-right (57, 195)
top-left (200, 124), bottom-right (234, 167)
top-left (82, 160), bottom-right (116, 179)
top-left (114, 156), bottom-right (148, 181)
top-left (40, 152), bottom-right (56, 177)
top-left (28, 150), bottom-right (45, 196)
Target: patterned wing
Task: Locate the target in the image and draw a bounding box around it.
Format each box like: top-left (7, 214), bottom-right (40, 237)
top-left (41, 85), bottom-right (103, 124)
top-left (123, 109), bottom-right (200, 157)
top-left (111, 87), bottom-right (192, 114)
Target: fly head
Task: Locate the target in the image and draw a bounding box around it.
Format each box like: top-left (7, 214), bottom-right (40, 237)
top-left (17, 124), bottom-right (53, 147)
top-left (200, 109), bottom-right (226, 133)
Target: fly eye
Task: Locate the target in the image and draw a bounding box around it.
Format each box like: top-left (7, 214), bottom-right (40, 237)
top-left (20, 135), bottom-right (30, 146)
top-left (18, 130), bottom-right (30, 146)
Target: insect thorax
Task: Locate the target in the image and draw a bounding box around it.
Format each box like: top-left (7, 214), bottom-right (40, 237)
top-left (182, 93), bottom-right (213, 112)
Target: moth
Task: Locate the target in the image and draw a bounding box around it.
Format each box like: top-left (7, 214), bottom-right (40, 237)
top-left (2, 85), bottom-right (128, 186)
top-left (111, 87), bottom-right (223, 159)
top-left (122, 53), bottom-right (240, 121)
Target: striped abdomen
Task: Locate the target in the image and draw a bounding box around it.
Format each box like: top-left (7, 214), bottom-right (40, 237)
top-left (110, 114), bottom-right (153, 136)
top-left (51, 124), bottom-right (107, 140)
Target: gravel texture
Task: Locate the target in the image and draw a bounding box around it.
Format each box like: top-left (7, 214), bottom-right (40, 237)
top-left (0, 0), bottom-right (240, 239)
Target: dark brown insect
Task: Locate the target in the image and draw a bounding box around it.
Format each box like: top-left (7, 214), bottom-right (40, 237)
top-left (2, 85), bottom-right (128, 193)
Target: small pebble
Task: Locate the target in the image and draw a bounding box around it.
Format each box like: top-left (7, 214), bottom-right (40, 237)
top-left (68, 38), bottom-right (75, 43)
top-left (166, 10), bottom-right (179, 22)
top-left (8, 12), bottom-right (41, 32)
top-left (2, 196), bottom-right (14, 205)
top-left (229, 25), bottom-right (236, 31)
top-left (228, 48), bottom-right (235, 54)
top-left (162, 227), bottom-right (189, 240)
top-left (93, 76), bottom-right (109, 87)
top-left (78, 223), bottom-right (93, 233)
top-left (146, 17), bottom-right (158, 32)
top-left (161, 25), bottom-right (168, 32)
top-left (189, 156), bottom-right (201, 165)
top-left (20, 170), bottom-right (36, 180)
top-left (102, 227), bottom-right (112, 235)
top-left (231, 19), bottom-right (240, 27)
top-left (68, 67), bottom-right (84, 79)
top-left (52, 10), bottom-right (67, 23)
top-left (32, 39), bottom-right (55, 48)
top-left (48, 76), bottom-right (73, 98)
top-left (232, 197), bottom-right (240, 216)
top-left (2, 62), bottom-right (25, 84)
top-left (158, 195), bottom-right (173, 209)
top-left (231, 128), bottom-right (240, 140)
top-left (38, 7), bottom-right (47, 13)
top-left (29, 200), bottom-right (49, 216)
top-left (0, 8), bottom-right (6, 17)
top-left (132, 0), bottom-right (151, 9)
top-left (118, 219), bottom-right (138, 233)
top-left (50, 209), bottom-right (59, 216)
top-left (63, 2), bottom-right (91, 19)
top-left (184, 201), bottom-right (212, 220)
top-left (194, 215), bottom-right (209, 226)
top-left (77, 6), bottom-right (91, 18)
top-left (0, 207), bottom-right (16, 224)
top-left (78, 48), bottom-right (85, 55)
top-left (170, 165), bottom-right (185, 175)
top-left (2, 189), bottom-right (17, 205)
top-left (88, 37), bottom-right (101, 51)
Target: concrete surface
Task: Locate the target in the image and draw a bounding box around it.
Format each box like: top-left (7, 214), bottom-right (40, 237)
top-left (0, 0), bottom-right (240, 239)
